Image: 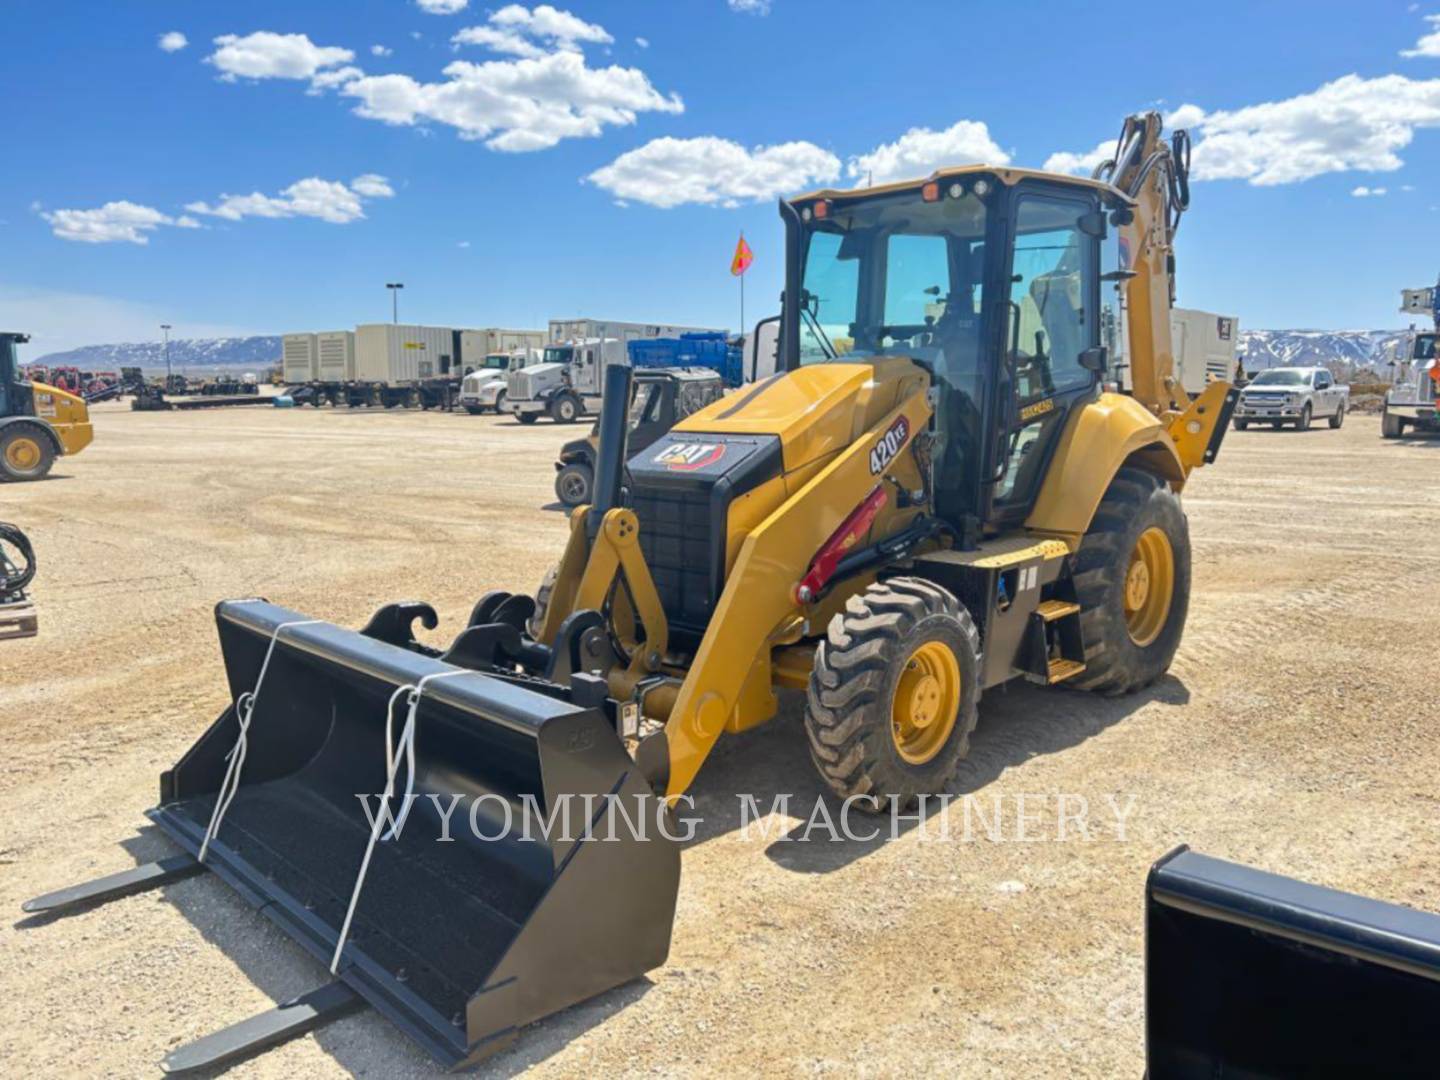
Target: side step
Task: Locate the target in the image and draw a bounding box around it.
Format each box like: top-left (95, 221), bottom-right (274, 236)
top-left (1036, 599), bottom-right (1080, 622)
top-left (21, 854), bottom-right (202, 916)
top-left (162, 982), bottom-right (363, 1074)
top-left (1047, 658), bottom-right (1086, 684)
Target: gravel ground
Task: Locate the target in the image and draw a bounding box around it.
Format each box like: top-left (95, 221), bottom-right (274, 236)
top-left (2, 401), bottom-right (1437, 1077)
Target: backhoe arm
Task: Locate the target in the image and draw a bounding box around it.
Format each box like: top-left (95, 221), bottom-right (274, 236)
top-left (1094, 112), bottom-right (1193, 416)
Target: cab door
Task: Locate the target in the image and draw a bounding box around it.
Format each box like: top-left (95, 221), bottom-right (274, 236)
top-left (985, 187), bottom-right (1103, 528)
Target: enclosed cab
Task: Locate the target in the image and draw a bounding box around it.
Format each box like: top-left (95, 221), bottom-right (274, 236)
top-left (1, 332), bottom-right (93, 482)
top-left (459, 350), bottom-right (538, 414)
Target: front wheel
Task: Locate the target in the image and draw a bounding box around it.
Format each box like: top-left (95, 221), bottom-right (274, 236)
top-left (492, 390), bottom-right (507, 414)
top-left (0, 426), bottom-right (56, 482)
top-left (464, 405), bottom-right (482, 415)
top-left (554, 462), bottom-right (594, 507)
top-left (805, 577), bottom-right (981, 810)
top-left (1329, 403), bottom-right (1345, 429)
top-left (1234, 419), bottom-right (1249, 431)
top-left (1071, 467), bottom-right (1191, 695)
top-left (550, 393), bottom-right (581, 423)
top-left (1295, 403), bottom-right (1312, 430)
top-left (517, 411), bottom-right (539, 425)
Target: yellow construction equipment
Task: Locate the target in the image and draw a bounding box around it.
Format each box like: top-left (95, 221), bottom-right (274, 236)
top-left (1, 332), bottom-right (93, 481)
top-left (26, 112), bottom-right (1236, 1070)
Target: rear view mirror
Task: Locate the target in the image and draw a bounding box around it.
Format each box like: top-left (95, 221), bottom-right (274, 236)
top-left (1079, 346), bottom-right (1108, 373)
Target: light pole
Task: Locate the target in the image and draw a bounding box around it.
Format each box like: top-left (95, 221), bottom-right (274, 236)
top-left (386, 282), bottom-right (404, 324)
top-left (161, 324), bottom-right (172, 382)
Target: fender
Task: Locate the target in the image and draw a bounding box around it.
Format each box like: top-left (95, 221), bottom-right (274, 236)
top-left (1025, 392), bottom-right (1186, 544)
top-left (0, 413), bottom-right (65, 455)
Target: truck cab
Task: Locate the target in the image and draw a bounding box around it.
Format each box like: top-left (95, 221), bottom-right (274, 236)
top-left (1382, 331), bottom-right (1440, 437)
top-left (459, 351), bottom-right (532, 414)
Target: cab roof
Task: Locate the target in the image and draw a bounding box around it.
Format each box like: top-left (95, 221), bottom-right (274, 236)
top-left (790, 163), bottom-right (1129, 206)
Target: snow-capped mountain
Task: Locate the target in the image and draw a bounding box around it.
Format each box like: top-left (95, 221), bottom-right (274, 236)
top-left (1238, 329), bottom-right (1409, 372)
top-left (33, 336), bottom-right (281, 370)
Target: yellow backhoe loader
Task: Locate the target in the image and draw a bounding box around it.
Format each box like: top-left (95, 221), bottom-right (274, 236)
top-left (26, 112), bottom-right (1236, 1071)
top-left (1, 331), bottom-right (93, 481)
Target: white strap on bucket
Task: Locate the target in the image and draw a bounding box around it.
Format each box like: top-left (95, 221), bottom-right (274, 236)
top-left (331, 668), bottom-right (469, 974)
top-left (199, 618), bottom-right (322, 863)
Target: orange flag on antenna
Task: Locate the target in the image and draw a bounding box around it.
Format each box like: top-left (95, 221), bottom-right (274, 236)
top-left (730, 234), bottom-right (754, 276)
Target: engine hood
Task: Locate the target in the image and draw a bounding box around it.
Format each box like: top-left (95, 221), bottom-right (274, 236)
top-left (671, 357), bottom-right (927, 473)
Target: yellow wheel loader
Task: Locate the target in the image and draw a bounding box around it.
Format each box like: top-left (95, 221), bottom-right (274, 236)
top-left (25, 112), bottom-right (1236, 1071)
top-left (1, 332), bottom-right (93, 481)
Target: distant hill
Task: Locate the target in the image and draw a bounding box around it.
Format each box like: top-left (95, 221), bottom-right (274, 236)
top-left (33, 336), bottom-right (280, 371)
top-left (1238, 329), bottom-right (1408, 372)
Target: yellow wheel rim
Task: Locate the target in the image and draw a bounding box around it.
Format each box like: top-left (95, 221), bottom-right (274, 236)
top-left (1124, 526), bottom-right (1175, 647)
top-left (4, 436), bottom-right (42, 472)
top-left (891, 640), bottom-right (961, 765)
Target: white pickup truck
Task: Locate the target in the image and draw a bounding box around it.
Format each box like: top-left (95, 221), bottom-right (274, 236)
top-left (1233, 366), bottom-right (1349, 431)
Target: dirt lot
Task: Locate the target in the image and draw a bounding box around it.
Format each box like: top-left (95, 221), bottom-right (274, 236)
top-left (2, 401), bottom-right (1438, 1077)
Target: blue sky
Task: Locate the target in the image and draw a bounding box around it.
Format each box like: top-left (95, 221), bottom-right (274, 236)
top-left (5, 0), bottom-right (1440, 358)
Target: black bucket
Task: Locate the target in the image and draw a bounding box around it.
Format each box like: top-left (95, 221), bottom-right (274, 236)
top-left (150, 599), bottom-right (680, 1068)
top-left (1147, 847), bottom-right (1440, 1076)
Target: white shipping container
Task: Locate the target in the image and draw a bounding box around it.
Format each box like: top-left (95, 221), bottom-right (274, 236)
top-left (546, 318), bottom-right (726, 345)
top-left (281, 333), bottom-right (318, 383)
top-left (316, 330), bottom-right (356, 383)
top-left (354, 324), bottom-right (458, 383)
top-left (458, 328), bottom-right (545, 371)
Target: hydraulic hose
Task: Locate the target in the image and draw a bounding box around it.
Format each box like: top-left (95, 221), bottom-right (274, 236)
top-left (0, 522), bottom-right (36, 595)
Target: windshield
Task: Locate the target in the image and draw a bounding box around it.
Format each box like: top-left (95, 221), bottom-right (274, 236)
top-left (798, 192), bottom-right (988, 365)
top-left (483, 354), bottom-right (509, 370)
top-left (543, 346), bottom-right (573, 365)
top-left (1250, 370), bottom-right (1307, 386)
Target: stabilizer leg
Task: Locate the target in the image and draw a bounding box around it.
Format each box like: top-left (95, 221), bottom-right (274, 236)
top-left (21, 853), bottom-right (202, 916)
top-left (161, 982), bottom-right (363, 1074)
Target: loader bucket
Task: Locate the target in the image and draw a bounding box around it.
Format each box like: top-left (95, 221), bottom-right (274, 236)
top-left (1147, 846), bottom-right (1440, 1076)
top-left (148, 599), bottom-right (680, 1068)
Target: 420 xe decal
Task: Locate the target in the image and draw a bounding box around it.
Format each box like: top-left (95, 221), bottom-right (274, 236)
top-left (869, 416), bottom-right (911, 474)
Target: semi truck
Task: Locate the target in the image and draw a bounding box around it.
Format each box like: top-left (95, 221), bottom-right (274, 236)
top-left (504, 338), bottom-right (629, 423)
top-left (1383, 281), bottom-right (1440, 437)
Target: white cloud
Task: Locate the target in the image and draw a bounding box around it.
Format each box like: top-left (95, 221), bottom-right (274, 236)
top-left (186, 175), bottom-right (392, 224)
top-left (1351, 185), bottom-right (1387, 197)
top-left (636, 36), bottom-right (650, 48)
top-left (39, 201), bottom-right (191, 245)
top-left (848, 120), bottom-right (1009, 186)
top-left (1402, 14), bottom-right (1440, 58)
top-left (371, 44), bottom-right (393, 57)
top-left (207, 32), bottom-right (354, 82)
top-left (158, 31), bottom-right (188, 53)
top-left (350, 173), bottom-right (395, 197)
top-left (457, 239), bottom-right (471, 247)
top-left (342, 49), bottom-right (682, 151)
top-left (588, 136), bottom-right (840, 208)
top-left (417, 0), bottom-right (468, 13)
top-left (728, 0), bottom-right (772, 14)
top-left (452, 4), bottom-right (612, 57)
top-left (1047, 76), bottom-right (1440, 187)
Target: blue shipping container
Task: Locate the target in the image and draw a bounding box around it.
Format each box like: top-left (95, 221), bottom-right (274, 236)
top-left (627, 333), bottom-right (743, 386)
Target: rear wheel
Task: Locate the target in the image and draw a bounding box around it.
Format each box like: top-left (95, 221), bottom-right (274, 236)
top-left (1071, 468), bottom-right (1191, 695)
top-left (805, 577), bottom-right (980, 810)
top-left (1382, 410), bottom-right (1403, 439)
top-left (1329, 402), bottom-right (1345, 429)
top-left (555, 462), bottom-right (594, 507)
top-left (0, 426), bottom-right (55, 481)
